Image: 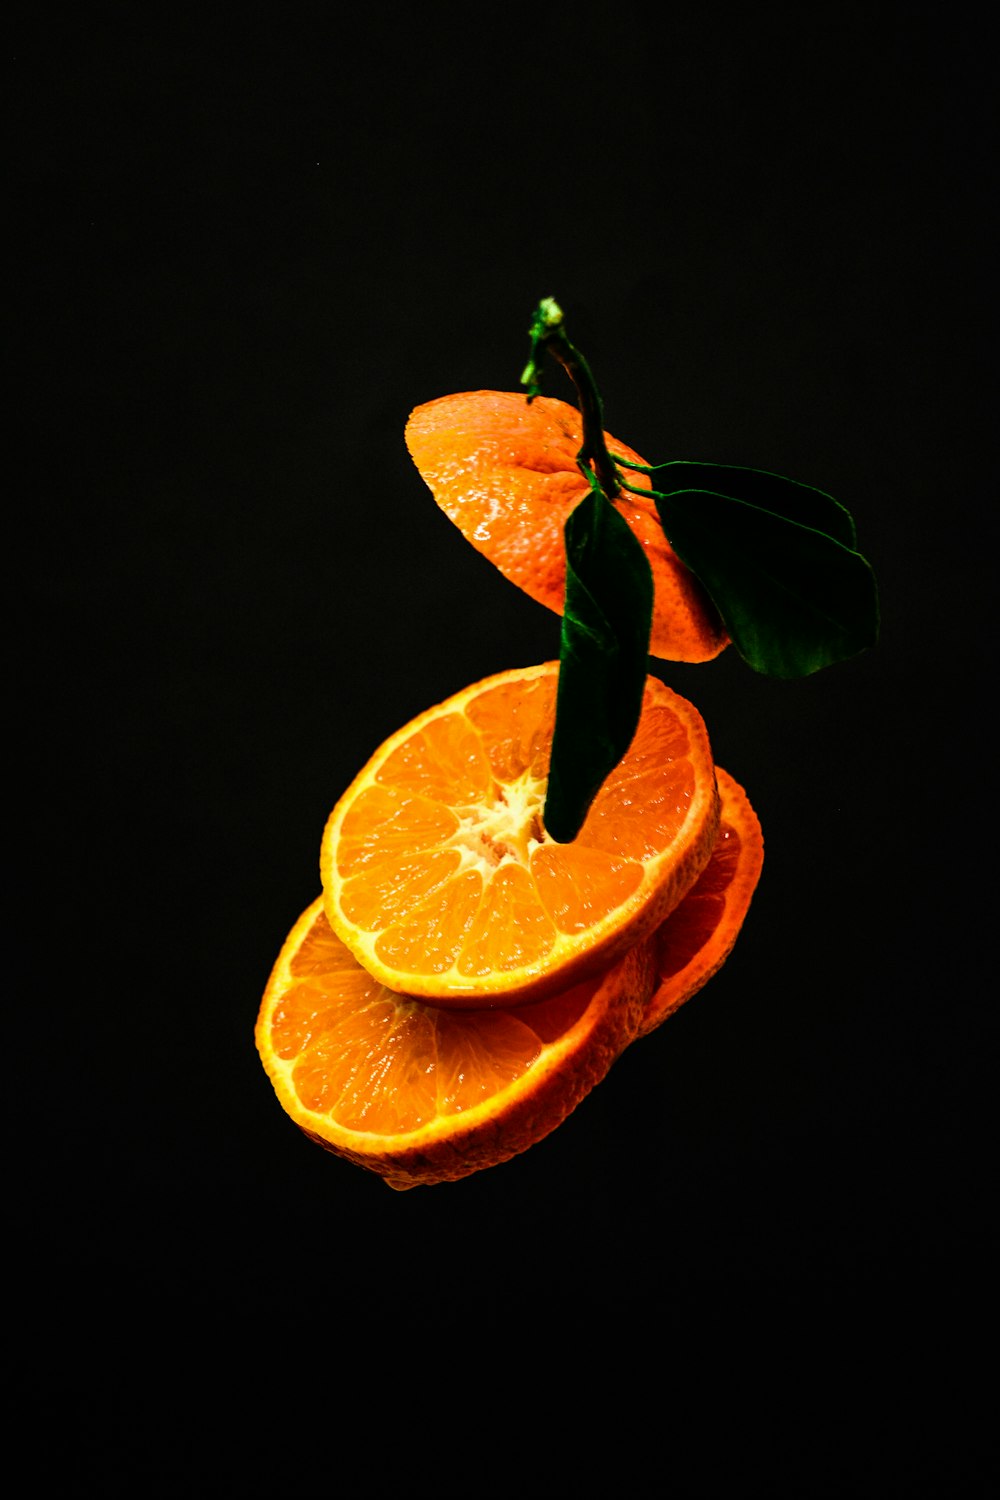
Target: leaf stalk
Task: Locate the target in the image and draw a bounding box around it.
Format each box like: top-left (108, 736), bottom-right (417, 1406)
top-left (522, 298), bottom-right (620, 503)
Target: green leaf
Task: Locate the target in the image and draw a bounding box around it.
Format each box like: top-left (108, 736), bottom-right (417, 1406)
top-left (625, 459), bottom-right (858, 549)
top-left (544, 475), bottom-right (654, 842)
top-left (648, 485), bottom-right (879, 677)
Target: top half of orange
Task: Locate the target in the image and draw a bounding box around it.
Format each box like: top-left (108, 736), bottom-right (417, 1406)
top-left (320, 661), bottom-right (720, 1008)
top-left (404, 390), bottom-right (729, 664)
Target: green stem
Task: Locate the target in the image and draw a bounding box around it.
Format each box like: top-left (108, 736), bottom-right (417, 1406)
top-left (522, 298), bottom-right (620, 503)
top-left (615, 472), bottom-right (661, 501)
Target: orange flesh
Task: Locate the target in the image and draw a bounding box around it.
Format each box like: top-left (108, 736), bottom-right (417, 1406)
top-left (270, 906), bottom-right (599, 1134)
top-left (323, 666), bottom-right (719, 1000)
top-left (258, 771), bottom-right (759, 1183)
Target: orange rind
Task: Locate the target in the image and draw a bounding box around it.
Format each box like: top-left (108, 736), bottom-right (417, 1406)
top-left (405, 390), bottom-right (729, 663)
top-left (638, 766), bottom-right (764, 1037)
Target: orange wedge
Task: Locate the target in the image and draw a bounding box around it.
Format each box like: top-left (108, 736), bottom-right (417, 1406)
top-left (405, 390), bottom-right (729, 663)
top-left (320, 662), bottom-right (720, 1006)
top-left (255, 897), bottom-right (656, 1190)
top-left (637, 767), bottom-right (764, 1038)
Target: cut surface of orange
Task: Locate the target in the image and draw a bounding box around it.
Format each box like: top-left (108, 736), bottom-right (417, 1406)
top-left (405, 390), bottom-right (729, 663)
top-left (256, 897), bottom-right (656, 1190)
top-left (320, 662), bottom-right (720, 1006)
top-left (637, 766), bottom-right (764, 1038)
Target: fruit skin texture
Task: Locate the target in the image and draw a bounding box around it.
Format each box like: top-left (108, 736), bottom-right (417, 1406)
top-left (319, 662), bottom-right (721, 1007)
top-left (255, 898), bottom-right (657, 1191)
top-left (405, 390), bottom-right (729, 664)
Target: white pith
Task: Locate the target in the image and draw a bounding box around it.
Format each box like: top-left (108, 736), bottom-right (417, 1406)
top-left (448, 769), bottom-right (550, 874)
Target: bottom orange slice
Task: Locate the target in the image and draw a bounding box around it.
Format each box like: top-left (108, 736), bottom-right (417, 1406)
top-left (637, 767), bottom-right (764, 1038)
top-left (255, 898), bottom-right (656, 1190)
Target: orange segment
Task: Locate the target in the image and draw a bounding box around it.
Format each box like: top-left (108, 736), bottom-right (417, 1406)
top-left (454, 862), bottom-right (556, 977)
top-left (255, 898), bottom-right (656, 1190)
top-left (405, 390), bottom-right (729, 663)
top-left (320, 662), bottom-right (720, 1005)
top-left (637, 767), bottom-right (764, 1037)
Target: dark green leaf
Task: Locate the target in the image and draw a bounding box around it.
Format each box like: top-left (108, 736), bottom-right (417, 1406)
top-left (629, 459), bottom-right (858, 549)
top-left (650, 487), bottom-right (879, 677)
top-left (544, 478), bottom-right (654, 842)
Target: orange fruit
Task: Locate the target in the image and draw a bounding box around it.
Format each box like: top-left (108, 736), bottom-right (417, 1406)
top-left (255, 897), bottom-right (657, 1190)
top-left (636, 766), bottom-right (764, 1038)
top-left (320, 662), bottom-right (720, 1006)
top-left (404, 390), bottom-right (729, 663)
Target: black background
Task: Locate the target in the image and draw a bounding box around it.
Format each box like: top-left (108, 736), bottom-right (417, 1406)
top-left (14, 3), bottom-right (993, 1490)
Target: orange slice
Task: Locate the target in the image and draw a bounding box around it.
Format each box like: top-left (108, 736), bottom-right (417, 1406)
top-left (255, 897), bottom-right (656, 1190)
top-left (320, 662), bottom-right (720, 1005)
top-left (405, 390), bottom-right (729, 663)
top-left (636, 766), bottom-right (764, 1038)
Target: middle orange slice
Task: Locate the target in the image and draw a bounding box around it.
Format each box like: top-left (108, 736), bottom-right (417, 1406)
top-left (320, 662), bottom-right (720, 1005)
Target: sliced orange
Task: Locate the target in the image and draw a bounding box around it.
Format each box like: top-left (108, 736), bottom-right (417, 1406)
top-left (255, 897), bottom-right (656, 1190)
top-left (404, 390), bottom-right (729, 663)
top-left (636, 766), bottom-right (764, 1038)
top-left (320, 662), bottom-right (720, 1006)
